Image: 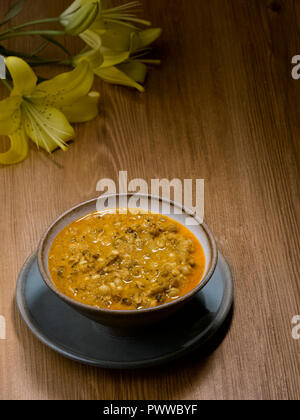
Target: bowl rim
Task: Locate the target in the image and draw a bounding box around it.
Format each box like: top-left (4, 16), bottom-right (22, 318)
top-left (37, 193), bottom-right (218, 316)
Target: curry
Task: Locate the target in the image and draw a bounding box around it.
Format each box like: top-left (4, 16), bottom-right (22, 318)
top-left (48, 210), bottom-right (205, 310)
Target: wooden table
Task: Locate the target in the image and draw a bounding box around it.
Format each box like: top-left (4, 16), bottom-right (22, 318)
top-left (0, 0), bottom-right (299, 400)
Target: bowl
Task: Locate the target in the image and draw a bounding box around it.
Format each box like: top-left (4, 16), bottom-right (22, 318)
top-left (37, 194), bottom-right (218, 329)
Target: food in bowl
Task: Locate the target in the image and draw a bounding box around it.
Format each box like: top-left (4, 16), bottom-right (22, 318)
top-left (48, 209), bottom-right (206, 310)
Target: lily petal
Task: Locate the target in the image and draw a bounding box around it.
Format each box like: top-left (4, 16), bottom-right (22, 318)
top-left (22, 101), bottom-right (74, 152)
top-left (94, 65), bottom-right (144, 92)
top-left (0, 128), bottom-right (28, 165)
top-left (135, 28), bottom-right (162, 50)
top-left (100, 48), bottom-right (130, 68)
top-left (117, 61), bottom-right (147, 84)
top-left (5, 57), bottom-right (37, 96)
top-left (80, 29), bottom-right (102, 49)
top-left (61, 91), bottom-right (100, 123)
top-left (33, 61), bottom-right (94, 108)
top-left (0, 96), bottom-right (22, 135)
top-left (74, 47), bottom-right (104, 69)
top-left (96, 22), bottom-right (134, 51)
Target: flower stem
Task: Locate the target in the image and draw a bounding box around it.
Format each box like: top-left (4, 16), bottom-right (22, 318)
top-left (0, 30), bottom-right (66, 41)
top-left (0, 17), bottom-right (61, 37)
top-left (1, 79), bottom-right (12, 91)
top-left (0, 45), bottom-right (72, 67)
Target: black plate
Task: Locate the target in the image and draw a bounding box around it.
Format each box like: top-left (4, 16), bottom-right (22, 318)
top-left (16, 252), bottom-right (233, 369)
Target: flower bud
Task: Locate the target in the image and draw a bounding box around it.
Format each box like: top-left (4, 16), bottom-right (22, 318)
top-left (60, 2), bottom-right (99, 35)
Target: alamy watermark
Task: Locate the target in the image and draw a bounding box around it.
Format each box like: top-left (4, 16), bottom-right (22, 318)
top-left (0, 55), bottom-right (6, 79)
top-left (96, 171), bottom-right (204, 225)
top-left (291, 55), bottom-right (300, 80)
top-left (0, 315), bottom-right (6, 340)
top-left (292, 315), bottom-right (300, 340)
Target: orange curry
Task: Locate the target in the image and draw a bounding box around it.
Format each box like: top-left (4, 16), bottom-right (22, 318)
top-left (48, 210), bottom-right (205, 310)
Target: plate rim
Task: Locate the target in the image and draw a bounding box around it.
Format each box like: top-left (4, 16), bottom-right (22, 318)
top-left (16, 251), bottom-right (234, 369)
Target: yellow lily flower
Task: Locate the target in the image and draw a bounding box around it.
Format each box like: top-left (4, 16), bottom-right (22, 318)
top-left (62, 1), bottom-right (161, 91)
top-left (78, 1), bottom-right (161, 52)
top-left (78, 29), bottom-right (161, 92)
top-left (93, 22), bottom-right (162, 53)
top-left (0, 57), bottom-right (99, 165)
top-left (93, 56), bottom-right (148, 92)
top-left (94, 26), bottom-right (161, 91)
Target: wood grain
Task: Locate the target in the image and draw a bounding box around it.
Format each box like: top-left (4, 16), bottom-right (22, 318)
top-left (0, 0), bottom-right (299, 400)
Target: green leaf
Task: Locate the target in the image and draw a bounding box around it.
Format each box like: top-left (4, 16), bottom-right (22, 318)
top-left (0, 0), bottom-right (27, 27)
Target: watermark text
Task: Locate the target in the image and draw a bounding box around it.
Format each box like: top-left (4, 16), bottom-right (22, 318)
top-left (292, 315), bottom-right (300, 340)
top-left (0, 315), bottom-right (6, 340)
top-left (96, 171), bottom-right (204, 225)
top-left (292, 55), bottom-right (300, 80)
top-left (0, 55), bottom-right (5, 79)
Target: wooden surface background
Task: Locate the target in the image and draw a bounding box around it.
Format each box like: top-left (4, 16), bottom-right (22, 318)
top-left (0, 0), bottom-right (299, 400)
